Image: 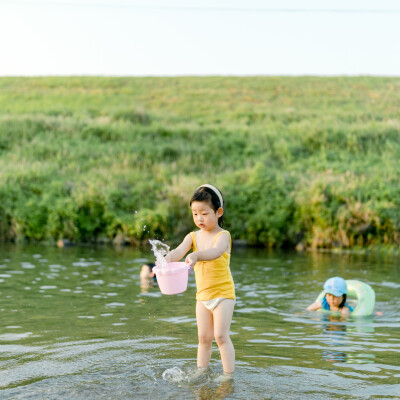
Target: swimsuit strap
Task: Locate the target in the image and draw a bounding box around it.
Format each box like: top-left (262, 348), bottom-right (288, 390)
top-left (190, 232), bottom-right (197, 251)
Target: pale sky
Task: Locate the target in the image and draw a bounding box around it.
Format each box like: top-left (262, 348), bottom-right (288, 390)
top-left (0, 0), bottom-right (399, 76)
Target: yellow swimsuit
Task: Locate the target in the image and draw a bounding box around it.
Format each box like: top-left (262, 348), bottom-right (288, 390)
top-left (190, 230), bottom-right (235, 301)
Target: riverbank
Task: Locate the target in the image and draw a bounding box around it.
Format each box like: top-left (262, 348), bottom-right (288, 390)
top-left (0, 76), bottom-right (399, 249)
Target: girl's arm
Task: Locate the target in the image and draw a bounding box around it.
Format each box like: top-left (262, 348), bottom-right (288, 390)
top-left (185, 232), bottom-right (230, 267)
top-left (340, 306), bottom-right (351, 318)
top-left (164, 234), bottom-right (193, 263)
top-left (307, 300), bottom-right (322, 311)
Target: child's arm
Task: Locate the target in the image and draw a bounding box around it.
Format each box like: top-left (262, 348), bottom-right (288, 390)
top-left (307, 300), bottom-right (322, 311)
top-left (164, 234), bottom-right (193, 263)
top-left (340, 306), bottom-right (351, 318)
top-left (185, 232), bottom-right (230, 267)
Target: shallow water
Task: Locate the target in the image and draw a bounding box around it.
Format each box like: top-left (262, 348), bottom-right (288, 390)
top-left (0, 244), bottom-right (399, 399)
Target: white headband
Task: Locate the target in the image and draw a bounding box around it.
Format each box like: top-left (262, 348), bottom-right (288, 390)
top-left (197, 184), bottom-right (224, 208)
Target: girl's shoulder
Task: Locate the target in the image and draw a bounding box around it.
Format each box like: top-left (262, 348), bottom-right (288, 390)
top-left (179, 232), bottom-right (194, 248)
top-left (211, 229), bottom-right (231, 244)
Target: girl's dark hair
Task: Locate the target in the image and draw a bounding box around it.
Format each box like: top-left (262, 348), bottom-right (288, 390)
top-left (190, 186), bottom-right (224, 227)
top-left (339, 294), bottom-right (347, 309)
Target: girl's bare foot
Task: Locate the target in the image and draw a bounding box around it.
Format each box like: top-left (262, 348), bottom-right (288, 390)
top-left (214, 372), bottom-right (234, 383)
top-left (187, 367), bottom-right (208, 383)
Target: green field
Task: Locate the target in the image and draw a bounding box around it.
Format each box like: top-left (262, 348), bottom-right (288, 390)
top-left (0, 76), bottom-right (399, 250)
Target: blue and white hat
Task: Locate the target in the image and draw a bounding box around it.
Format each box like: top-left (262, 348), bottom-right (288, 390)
top-left (323, 277), bottom-right (347, 297)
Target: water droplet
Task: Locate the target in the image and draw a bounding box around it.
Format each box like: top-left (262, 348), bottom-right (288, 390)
top-left (149, 239), bottom-right (170, 269)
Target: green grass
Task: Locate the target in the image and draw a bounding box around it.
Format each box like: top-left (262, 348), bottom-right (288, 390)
top-left (0, 76), bottom-right (399, 249)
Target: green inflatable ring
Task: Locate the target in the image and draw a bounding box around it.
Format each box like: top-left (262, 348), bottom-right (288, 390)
top-left (315, 279), bottom-right (375, 316)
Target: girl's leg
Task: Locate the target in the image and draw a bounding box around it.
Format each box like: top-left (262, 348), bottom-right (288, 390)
top-left (212, 299), bottom-right (235, 374)
top-left (196, 301), bottom-right (214, 368)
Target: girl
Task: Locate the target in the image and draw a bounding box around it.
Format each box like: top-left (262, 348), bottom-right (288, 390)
top-left (307, 276), bottom-right (353, 317)
top-left (139, 262), bottom-right (156, 291)
top-left (165, 184), bottom-right (235, 380)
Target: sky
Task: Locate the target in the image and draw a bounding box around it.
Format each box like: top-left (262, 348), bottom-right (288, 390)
top-left (0, 0), bottom-right (399, 76)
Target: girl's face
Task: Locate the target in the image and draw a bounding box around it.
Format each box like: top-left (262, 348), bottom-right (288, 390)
top-left (326, 293), bottom-right (343, 309)
top-left (191, 201), bottom-right (223, 231)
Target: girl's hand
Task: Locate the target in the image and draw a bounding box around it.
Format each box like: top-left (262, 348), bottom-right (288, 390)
top-left (185, 253), bottom-right (198, 267)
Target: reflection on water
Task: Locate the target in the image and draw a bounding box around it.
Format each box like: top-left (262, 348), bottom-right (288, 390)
top-left (0, 244), bottom-right (399, 399)
top-left (321, 315), bottom-right (350, 363)
top-left (314, 309), bottom-right (378, 365)
top-left (161, 366), bottom-right (235, 400)
top-left (193, 381), bottom-right (234, 400)
top-left (140, 277), bottom-right (154, 293)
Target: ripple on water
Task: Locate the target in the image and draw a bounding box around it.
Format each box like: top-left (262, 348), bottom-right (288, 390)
top-left (87, 280), bottom-right (104, 285)
top-left (0, 332), bottom-right (33, 341)
top-left (73, 261), bottom-right (102, 267)
top-left (105, 302), bottom-right (125, 307)
top-left (158, 316), bottom-right (197, 324)
top-left (21, 262), bottom-right (35, 269)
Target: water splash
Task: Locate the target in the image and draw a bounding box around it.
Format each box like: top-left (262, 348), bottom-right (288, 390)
top-left (149, 239), bottom-right (170, 269)
top-left (162, 367), bottom-right (185, 382)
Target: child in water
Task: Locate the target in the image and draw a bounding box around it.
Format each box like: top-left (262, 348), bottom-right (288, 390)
top-left (140, 262), bottom-right (156, 290)
top-left (307, 276), bottom-right (353, 317)
top-left (140, 262), bottom-right (156, 281)
top-left (164, 184), bottom-right (235, 381)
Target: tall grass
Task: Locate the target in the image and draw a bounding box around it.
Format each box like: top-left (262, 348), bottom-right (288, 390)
top-left (0, 76), bottom-right (399, 249)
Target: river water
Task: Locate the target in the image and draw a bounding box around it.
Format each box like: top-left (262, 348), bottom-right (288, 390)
top-left (0, 244), bottom-right (399, 399)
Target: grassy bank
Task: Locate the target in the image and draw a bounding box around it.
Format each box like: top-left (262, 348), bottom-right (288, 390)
top-left (0, 76), bottom-right (399, 249)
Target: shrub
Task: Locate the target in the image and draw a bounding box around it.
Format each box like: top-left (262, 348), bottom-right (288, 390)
top-left (72, 191), bottom-right (110, 242)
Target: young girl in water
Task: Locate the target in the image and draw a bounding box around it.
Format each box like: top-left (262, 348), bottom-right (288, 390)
top-left (164, 184), bottom-right (235, 381)
top-left (307, 276), bottom-right (353, 317)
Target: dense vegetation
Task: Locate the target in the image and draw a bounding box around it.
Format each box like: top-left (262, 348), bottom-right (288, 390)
top-left (0, 76), bottom-right (399, 250)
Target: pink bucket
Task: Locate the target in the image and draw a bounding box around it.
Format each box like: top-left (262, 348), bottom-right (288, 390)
top-left (153, 262), bottom-right (191, 295)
